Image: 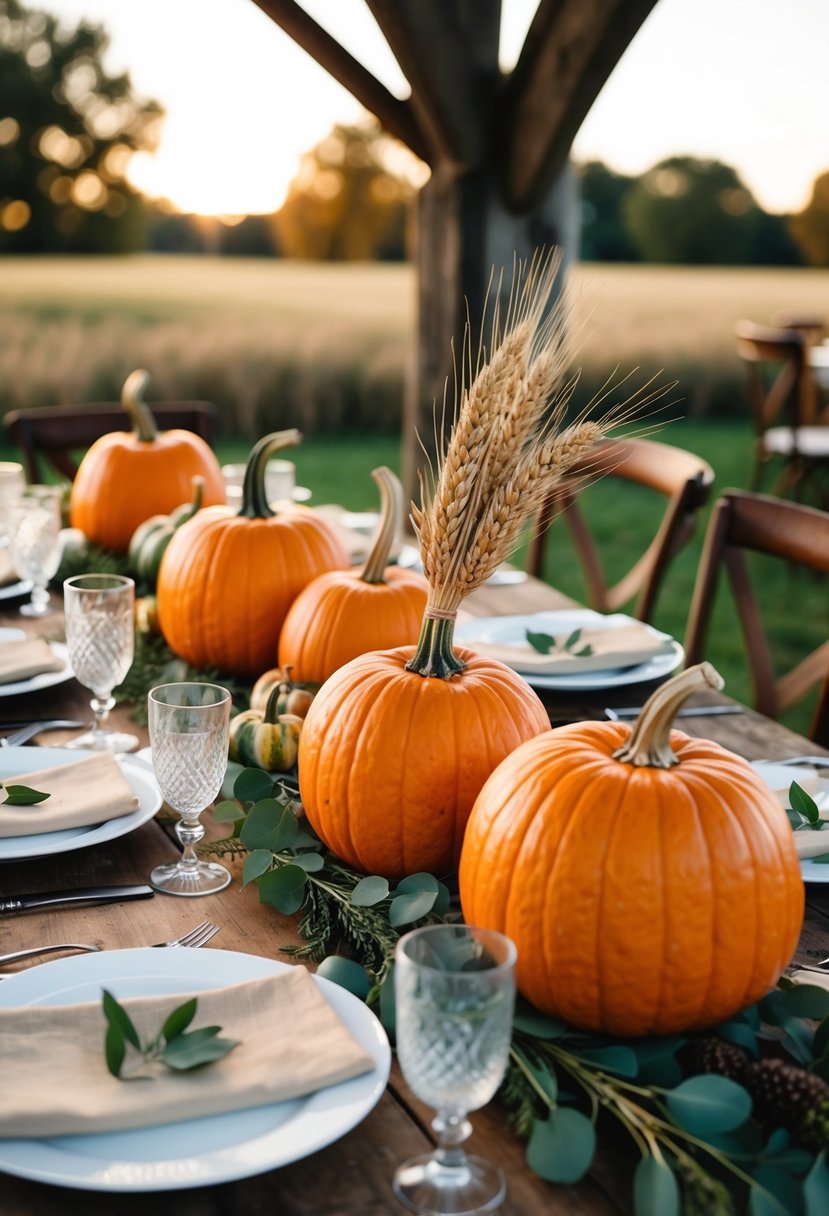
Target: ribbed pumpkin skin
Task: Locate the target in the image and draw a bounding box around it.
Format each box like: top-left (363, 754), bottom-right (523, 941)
top-left (70, 431), bottom-right (225, 552)
top-left (156, 505), bottom-right (349, 677)
top-left (278, 567), bottom-right (428, 684)
top-left (459, 721), bottom-right (804, 1037)
top-left (299, 645), bottom-right (550, 878)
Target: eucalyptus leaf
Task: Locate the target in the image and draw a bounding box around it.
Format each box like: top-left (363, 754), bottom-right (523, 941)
top-left (292, 851), bottom-right (325, 873)
top-left (779, 1016), bottom-right (814, 1067)
top-left (256, 863), bottom-right (308, 914)
top-left (715, 1020), bottom-right (759, 1057)
top-left (316, 956), bottom-right (372, 999)
top-left (576, 1045), bottom-right (639, 1077)
top-left (212, 799), bottom-right (245, 824)
top-left (389, 889), bottom-right (438, 928)
top-left (633, 1155), bottom-right (680, 1216)
top-left (433, 881), bottom-right (451, 918)
top-left (637, 1056), bottom-right (683, 1089)
top-left (750, 1165), bottom-right (803, 1216)
top-left (776, 985), bottom-right (829, 1020)
top-left (351, 875), bottom-right (390, 907)
top-left (233, 767), bottom-right (275, 805)
top-left (378, 962), bottom-right (396, 1036)
top-left (292, 829), bottom-right (321, 849)
top-left (513, 1007), bottom-right (569, 1040)
top-left (162, 1028), bottom-right (239, 1070)
top-left (242, 848), bottom-right (273, 886)
top-left (1, 784), bottom-right (50, 805)
top-left (239, 800), bottom-right (299, 854)
top-left (102, 989), bottom-right (141, 1050)
top-left (526, 1107), bottom-right (596, 1183)
top-left (805, 1153), bottom-right (829, 1216)
top-left (395, 873), bottom-right (439, 895)
top-left (161, 997), bottom-right (198, 1043)
top-left (666, 1074), bottom-right (752, 1136)
top-left (526, 1057), bottom-right (557, 1104)
top-left (221, 760), bottom-right (245, 801)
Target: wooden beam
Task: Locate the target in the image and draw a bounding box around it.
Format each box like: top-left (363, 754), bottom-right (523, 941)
top-left (250, 0), bottom-right (432, 164)
top-left (500, 0), bottom-right (659, 211)
top-left (365, 0), bottom-right (501, 166)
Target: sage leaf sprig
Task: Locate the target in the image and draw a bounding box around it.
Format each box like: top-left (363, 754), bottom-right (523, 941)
top-left (0, 784), bottom-right (50, 806)
top-left (787, 781), bottom-right (829, 864)
top-left (526, 628), bottom-right (593, 658)
top-left (102, 989), bottom-right (239, 1079)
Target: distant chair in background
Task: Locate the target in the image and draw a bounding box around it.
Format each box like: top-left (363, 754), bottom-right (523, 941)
top-left (526, 436), bottom-right (714, 624)
top-left (4, 401), bottom-right (218, 484)
top-left (684, 489), bottom-right (829, 746)
top-left (735, 319), bottom-right (829, 505)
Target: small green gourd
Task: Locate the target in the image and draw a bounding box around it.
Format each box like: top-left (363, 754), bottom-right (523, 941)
top-left (128, 475), bottom-right (205, 585)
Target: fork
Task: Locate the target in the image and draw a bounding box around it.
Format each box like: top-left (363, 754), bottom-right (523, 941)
top-left (0, 719), bottom-right (85, 747)
top-left (0, 921), bottom-right (221, 970)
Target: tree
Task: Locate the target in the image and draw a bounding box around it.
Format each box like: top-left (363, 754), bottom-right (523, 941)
top-left (622, 156), bottom-right (764, 265)
top-left (273, 119), bottom-right (415, 261)
top-left (578, 160), bottom-right (638, 262)
top-left (252, 0), bottom-right (659, 495)
top-left (789, 171), bottom-right (829, 266)
top-left (0, 0), bottom-right (162, 254)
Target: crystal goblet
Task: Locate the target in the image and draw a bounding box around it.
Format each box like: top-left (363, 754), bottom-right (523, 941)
top-left (148, 682), bottom-right (232, 897)
top-left (63, 574), bottom-right (138, 753)
top-left (393, 923), bottom-right (517, 1216)
top-left (7, 486), bottom-right (63, 616)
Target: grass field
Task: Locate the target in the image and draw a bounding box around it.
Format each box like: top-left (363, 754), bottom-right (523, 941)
top-left (1, 255), bottom-right (826, 736)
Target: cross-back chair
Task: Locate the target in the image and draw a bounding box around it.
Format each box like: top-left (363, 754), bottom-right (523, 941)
top-left (684, 489), bottom-right (829, 746)
top-left (735, 319), bottom-right (829, 503)
top-left (527, 436), bottom-right (714, 624)
top-left (4, 391), bottom-right (218, 485)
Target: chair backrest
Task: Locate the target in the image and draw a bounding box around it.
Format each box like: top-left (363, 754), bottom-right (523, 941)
top-left (735, 319), bottom-right (815, 432)
top-left (4, 401), bottom-right (218, 484)
top-left (527, 436), bottom-right (715, 623)
top-left (684, 489), bottom-right (829, 745)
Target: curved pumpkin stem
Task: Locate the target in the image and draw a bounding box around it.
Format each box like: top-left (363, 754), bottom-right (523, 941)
top-left (263, 682), bottom-right (282, 725)
top-left (405, 615), bottom-right (465, 679)
top-left (361, 466), bottom-right (404, 584)
top-left (185, 475), bottom-right (204, 516)
top-left (238, 430), bottom-right (302, 520)
top-left (121, 369), bottom-right (158, 443)
top-left (612, 662), bottom-right (725, 769)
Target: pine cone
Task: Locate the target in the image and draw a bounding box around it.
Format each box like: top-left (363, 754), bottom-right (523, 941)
top-left (746, 1058), bottom-right (829, 1148)
top-left (683, 1036), bottom-right (750, 1084)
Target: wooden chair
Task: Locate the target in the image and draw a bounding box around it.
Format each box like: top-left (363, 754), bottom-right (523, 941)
top-left (684, 489), bottom-right (829, 745)
top-left (4, 400), bottom-right (218, 483)
top-left (526, 436), bottom-right (714, 623)
top-left (735, 319), bottom-right (829, 502)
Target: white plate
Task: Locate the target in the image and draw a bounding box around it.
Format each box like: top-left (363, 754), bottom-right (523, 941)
top-left (0, 747), bottom-right (162, 862)
top-left (0, 578), bottom-right (33, 602)
top-left (455, 610), bottom-right (684, 690)
top-left (0, 638), bottom-right (73, 698)
top-left (0, 948), bottom-right (391, 1192)
top-left (752, 762), bottom-right (829, 884)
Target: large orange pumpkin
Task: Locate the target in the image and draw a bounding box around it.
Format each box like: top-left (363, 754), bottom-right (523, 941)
top-left (69, 369), bottom-right (225, 552)
top-left (156, 430), bottom-right (348, 677)
top-left (459, 664), bottom-right (804, 1037)
top-left (279, 466), bottom-right (428, 684)
top-left (298, 615), bottom-right (550, 878)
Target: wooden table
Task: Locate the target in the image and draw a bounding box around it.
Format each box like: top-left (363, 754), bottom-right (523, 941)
top-left (1, 577), bottom-right (827, 1216)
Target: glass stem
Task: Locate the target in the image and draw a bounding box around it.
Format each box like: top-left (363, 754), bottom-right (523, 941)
top-left (90, 693), bottom-right (115, 736)
top-left (175, 813), bottom-right (205, 873)
top-left (29, 584), bottom-right (50, 614)
top-left (431, 1109), bottom-right (472, 1170)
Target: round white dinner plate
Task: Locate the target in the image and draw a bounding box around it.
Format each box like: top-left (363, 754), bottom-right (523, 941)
top-left (0, 948), bottom-right (391, 1192)
top-left (0, 747), bottom-right (161, 862)
top-left (455, 609), bottom-right (684, 691)
top-left (751, 761), bottom-right (829, 884)
top-left (0, 578), bottom-right (33, 602)
top-left (0, 638), bottom-right (73, 698)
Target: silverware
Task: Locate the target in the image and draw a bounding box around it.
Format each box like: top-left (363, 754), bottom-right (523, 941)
top-left (754, 755), bottom-right (829, 768)
top-left (151, 921), bottom-right (221, 949)
top-left (0, 884), bottom-right (154, 915)
top-left (0, 942), bottom-right (101, 967)
top-left (1, 719), bottom-right (85, 747)
top-left (604, 705), bottom-right (745, 721)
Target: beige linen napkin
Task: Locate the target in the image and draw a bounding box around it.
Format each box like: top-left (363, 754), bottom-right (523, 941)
top-left (472, 621), bottom-right (674, 675)
top-left (0, 547), bottom-right (19, 588)
top-left (0, 637), bottom-right (64, 684)
top-left (0, 751), bottom-right (139, 838)
top-left (0, 966), bottom-right (376, 1137)
top-left (793, 830), bottom-right (829, 860)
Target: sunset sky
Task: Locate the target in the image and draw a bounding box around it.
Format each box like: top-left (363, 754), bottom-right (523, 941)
top-left (39, 0), bottom-right (829, 219)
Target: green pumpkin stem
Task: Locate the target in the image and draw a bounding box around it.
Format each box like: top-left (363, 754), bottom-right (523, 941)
top-left (612, 662), bottom-right (725, 769)
top-left (238, 430), bottom-right (302, 519)
top-left (263, 683), bottom-right (282, 725)
top-left (361, 466), bottom-right (404, 584)
top-left (121, 369), bottom-right (158, 443)
top-left (405, 614), bottom-right (465, 679)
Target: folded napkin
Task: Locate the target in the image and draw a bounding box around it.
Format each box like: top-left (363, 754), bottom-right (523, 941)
top-left (0, 637), bottom-right (64, 685)
top-left (0, 966), bottom-right (376, 1138)
top-left (793, 830), bottom-right (829, 861)
top-left (0, 546), bottom-right (19, 588)
top-left (471, 622), bottom-right (674, 675)
top-left (788, 969), bottom-right (829, 990)
top-left (0, 751), bottom-right (138, 838)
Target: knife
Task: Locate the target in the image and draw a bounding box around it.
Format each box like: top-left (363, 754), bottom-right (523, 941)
top-left (0, 884), bottom-right (154, 914)
top-left (605, 705), bottom-right (745, 720)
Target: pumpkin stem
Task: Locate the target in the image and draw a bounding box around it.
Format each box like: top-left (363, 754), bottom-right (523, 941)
top-left (612, 662), bottom-right (725, 769)
top-left (361, 466), bottom-right (404, 584)
top-left (263, 683), bottom-right (282, 725)
top-left (121, 369), bottom-right (158, 443)
top-left (238, 430), bottom-right (302, 519)
top-left (405, 614), bottom-right (465, 679)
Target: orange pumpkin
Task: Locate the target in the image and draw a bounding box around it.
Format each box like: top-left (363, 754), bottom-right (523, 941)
top-left (459, 664), bottom-right (804, 1037)
top-left (298, 615), bottom-right (550, 878)
top-left (156, 430), bottom-right (348, 677)
top-left (69, 369), bottom-right (225, 552)
top-left (279, 466), bottom-right (428, 683)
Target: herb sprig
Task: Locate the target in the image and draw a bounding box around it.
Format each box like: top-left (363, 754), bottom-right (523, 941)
top-left (526, 627), bottom-right (594, 658)
top-left (102, 990), bottom-right (238, 1079)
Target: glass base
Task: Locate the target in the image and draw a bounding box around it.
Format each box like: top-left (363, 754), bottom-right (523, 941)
top-left (64, 729), bottom-right (139, 754)
top-left (393, 1154), bottom-right (506, 1216)
top-left (150, 860), bottom-right (231, 897)
top-left (19, 601), bottom-right (52, 617)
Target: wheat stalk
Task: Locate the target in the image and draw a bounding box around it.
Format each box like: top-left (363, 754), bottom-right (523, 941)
top-left (413, 250), bottom-right (660, 618)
